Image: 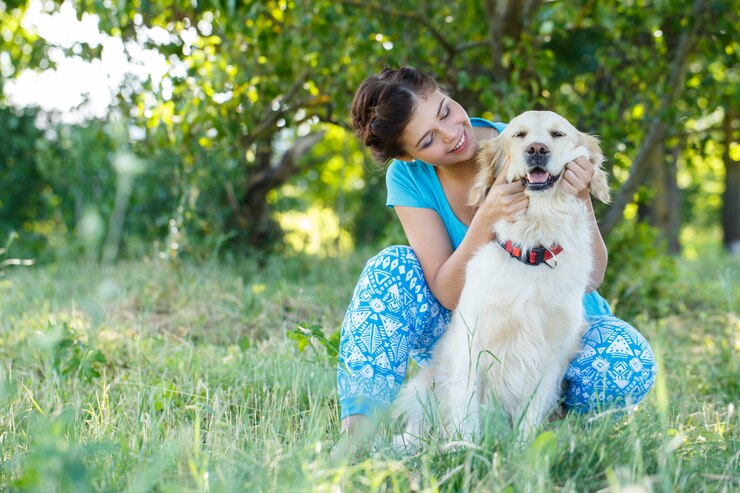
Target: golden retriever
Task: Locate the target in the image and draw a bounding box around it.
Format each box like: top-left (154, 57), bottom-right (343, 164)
top-left (395, 111), bottom-right (611, 445)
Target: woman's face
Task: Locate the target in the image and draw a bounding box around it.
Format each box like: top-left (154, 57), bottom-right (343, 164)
top-left (399, 90), bottom-right (477, 167)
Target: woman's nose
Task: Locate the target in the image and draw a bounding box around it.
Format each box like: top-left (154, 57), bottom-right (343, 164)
top-left (440, 126), bottom-right (456, 142)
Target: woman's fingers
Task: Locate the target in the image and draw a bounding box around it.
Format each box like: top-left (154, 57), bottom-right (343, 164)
top-left (493, 156), bottom-right (511, 184)
top-left (510, 195), bottom-right (529, 213)
top-left (481, 179), bottom-right (528, 223)
top-left (502, 185), bottom-right (528, 219)
top-left (563, 156), bottom-right (594, 197)
top-left (570, 155), bottom-right (593, 174)
top-left (502, 181), bottom-right (525, 194)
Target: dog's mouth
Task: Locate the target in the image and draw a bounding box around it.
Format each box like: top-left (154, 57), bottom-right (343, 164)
top-left (521, 167), bottom-right (560, 191)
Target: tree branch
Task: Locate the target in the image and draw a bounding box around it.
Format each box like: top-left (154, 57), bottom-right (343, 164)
top-left (600, 0), bottom-right (707, 235)
top-left (339, 0), bottom-right (456, 57)
top-left (244, 130), bottom-right (326, 199)
top-left (482, 0), bottom-right (507, 79)
top-left (239, 71), bottom-right (310, 151)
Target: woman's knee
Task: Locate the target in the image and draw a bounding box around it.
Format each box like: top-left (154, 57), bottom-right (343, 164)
top-left (364, 245), bottom-right (419, 272)
top-left (565, 315), bottom-right (657, 413)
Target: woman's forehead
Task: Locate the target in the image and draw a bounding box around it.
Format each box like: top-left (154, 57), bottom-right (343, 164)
top-left (408, 91), bottom-right (445, 125)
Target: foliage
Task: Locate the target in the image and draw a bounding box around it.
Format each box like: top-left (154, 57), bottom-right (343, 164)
top-left (602, 221), bottom-right (680, 318)
top-left (288, 322), bottom-right (341, 362)
top-left (0, 232), bottom-right (34, 287)
top-left (0, 107), bottom-right (51, 254)
top-left (1, 0), bottom-right (737, 258)
top-left (46, 320), bottom-right (107, 382)
top-left (7, 409), bottom-right (112, 493)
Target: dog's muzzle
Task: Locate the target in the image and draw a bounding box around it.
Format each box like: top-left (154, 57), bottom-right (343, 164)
top-left (521, 167), bottom-right (561, 191)
top-left (522, 143), bottom-right (560, 191)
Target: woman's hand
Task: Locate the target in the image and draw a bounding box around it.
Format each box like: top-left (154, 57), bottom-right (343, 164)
top-left (561, 156), bottom-right (595, 200)
top-left (479, 161), bottom-right (528, 223)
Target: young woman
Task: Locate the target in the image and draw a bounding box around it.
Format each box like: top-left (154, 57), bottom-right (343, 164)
top-left (338, 66), bottom-right (656, 435)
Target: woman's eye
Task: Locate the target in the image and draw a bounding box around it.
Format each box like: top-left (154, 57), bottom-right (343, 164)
top-left (422, 136), bottom-right (433, 148)
top-left (441, 106), bottom-right (450, 119)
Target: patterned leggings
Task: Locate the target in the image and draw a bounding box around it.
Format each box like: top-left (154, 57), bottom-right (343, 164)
top-left (337, 246), bottom-right (656, 419)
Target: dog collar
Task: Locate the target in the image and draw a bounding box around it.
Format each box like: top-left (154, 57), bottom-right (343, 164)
top-left (497, 240), bottom-right (563, 267)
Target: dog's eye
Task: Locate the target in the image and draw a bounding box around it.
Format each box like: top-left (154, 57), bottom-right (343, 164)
top-left (513, 131), bottom-right (527, 138)
top-left (550, 131), bottom-right (565, 138)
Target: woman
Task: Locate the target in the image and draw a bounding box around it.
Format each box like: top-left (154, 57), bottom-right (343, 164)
top-left (337, 66), bottom-right (655, 436)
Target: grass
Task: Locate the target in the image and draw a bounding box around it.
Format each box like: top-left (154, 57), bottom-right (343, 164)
top-left (0, 246), bottom-right (737, 492)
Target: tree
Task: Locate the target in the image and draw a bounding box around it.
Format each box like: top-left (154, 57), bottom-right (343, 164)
top-left (722, 106), bottom-right (740, 253)
top-left (2, 0), bottom-right (736, 256)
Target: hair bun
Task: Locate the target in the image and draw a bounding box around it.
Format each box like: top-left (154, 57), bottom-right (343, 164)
top-left (351, 66), bottom-right (438, 163)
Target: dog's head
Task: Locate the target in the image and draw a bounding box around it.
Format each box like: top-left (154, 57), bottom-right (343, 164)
top-left (470, 111), bottom-right (611, 207)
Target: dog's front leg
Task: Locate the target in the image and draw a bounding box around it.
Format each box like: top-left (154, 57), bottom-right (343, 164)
top-left (518, 370), bottom-right (563, 439)
top-left (443, 364), bottom-right (482, 441)
top-left (393, 366), bottom-right (437, 451)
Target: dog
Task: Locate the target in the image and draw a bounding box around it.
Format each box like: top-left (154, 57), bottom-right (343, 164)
top-left (394, 110), bottom-right (611, 445)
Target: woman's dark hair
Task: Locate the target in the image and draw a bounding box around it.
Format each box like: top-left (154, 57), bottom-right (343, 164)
top-left (351, 66), bottom-right (439, 164)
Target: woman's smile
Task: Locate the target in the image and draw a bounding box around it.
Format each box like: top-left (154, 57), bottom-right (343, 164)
top-left (450, 129), bottom-right (467, 153)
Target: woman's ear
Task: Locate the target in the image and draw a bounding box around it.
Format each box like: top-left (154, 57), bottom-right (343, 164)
top-left (580, 132), bottom-right (611, 204)
top-left (469, 137), bottom-right (506, 207)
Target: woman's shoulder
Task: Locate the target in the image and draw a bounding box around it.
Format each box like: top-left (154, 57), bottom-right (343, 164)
top-left (387, 159), bottom-right (436, 181)
top-left (386, 159), bottom-right (439, 208)
top-left (470, 117), bottom-right (507, 133)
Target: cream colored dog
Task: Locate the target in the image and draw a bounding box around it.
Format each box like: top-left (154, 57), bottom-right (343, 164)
top-left (395, 111), bottom-right (611, 445)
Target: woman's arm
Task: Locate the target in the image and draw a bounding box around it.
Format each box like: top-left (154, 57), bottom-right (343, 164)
top-left (561, 156), bottom-right (608, 291)
top-left (395, 174), bottom-right (527, 310)
top-left (583, 197), bottom-right (608, 291)
top-left (394, 207), bottom-right (490, 310)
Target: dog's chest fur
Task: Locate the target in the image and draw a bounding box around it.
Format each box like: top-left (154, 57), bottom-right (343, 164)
top-left (462, 193), bottom-right (592, 325)
top-left (446, 193), bottom-right (593, 407)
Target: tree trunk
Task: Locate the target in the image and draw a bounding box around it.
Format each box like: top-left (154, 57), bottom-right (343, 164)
top-left (663, 141), bottom-right (682, 253)
top-left (247, 141), bottom-right (274, 242)
top-left (482, 0), bottom-right (542, 80)
top-left (636, 141), bottom-right (665, 224)
top-left (236, 131), bottom-right (326, 248)
top-left (638, 138), bottom-right (681, 253)
top-left (656, 142), bottom-right (681, 253)
top-left (722, 105), bottom-right (740, 253)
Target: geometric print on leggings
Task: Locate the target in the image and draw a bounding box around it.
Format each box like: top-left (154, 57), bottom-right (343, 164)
top-left (564, 315), bottom-right (657, 413)
top-left (337, 245), bottom-right (451, 414)
top-left (338, 247), bottom-right (657, 419)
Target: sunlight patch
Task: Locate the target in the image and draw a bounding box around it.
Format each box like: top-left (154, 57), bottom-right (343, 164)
top-left (273, 206), bottom-right (353, 257)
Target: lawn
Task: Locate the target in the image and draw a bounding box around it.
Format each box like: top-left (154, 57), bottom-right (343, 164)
top-left (0, 247), bottom-right (737, 492)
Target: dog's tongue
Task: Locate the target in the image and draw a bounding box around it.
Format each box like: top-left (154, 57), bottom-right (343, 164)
top-left (527, 170), bottom-right (550, 183)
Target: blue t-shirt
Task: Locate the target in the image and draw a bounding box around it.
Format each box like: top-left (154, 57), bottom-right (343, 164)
top-left (386, 117), bottom-right (507, 249)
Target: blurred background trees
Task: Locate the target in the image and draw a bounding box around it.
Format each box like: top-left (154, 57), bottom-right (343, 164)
top-left (1, 0), bottom-right (737, 268)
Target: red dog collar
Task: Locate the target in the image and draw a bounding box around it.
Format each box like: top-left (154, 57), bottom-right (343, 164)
top-left (497, 240), bottom-right (563, 267)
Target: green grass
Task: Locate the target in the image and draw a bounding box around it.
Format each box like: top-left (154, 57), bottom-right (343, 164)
top-left (0, 248), bottom-right (737, 492)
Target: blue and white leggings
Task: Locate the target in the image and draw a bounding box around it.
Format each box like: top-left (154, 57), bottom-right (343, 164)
top-left (337, 245), bottom-right (656, 420)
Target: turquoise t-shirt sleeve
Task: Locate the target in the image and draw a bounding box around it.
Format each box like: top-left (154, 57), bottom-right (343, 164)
top-left (582, 291), bottom-right (613, 317)
top-left (386, 160), bottom-right (432, 209)
top-left (470, 117), bottom-right (507, 134)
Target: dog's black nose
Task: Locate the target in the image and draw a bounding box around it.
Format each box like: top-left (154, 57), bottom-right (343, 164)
top-left (526, 143), bottom-right (550, 156)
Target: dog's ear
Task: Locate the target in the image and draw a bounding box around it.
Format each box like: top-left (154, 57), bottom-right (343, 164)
top-left (470, 137), bottom-right (507, 207)
top-left (579, 131), bottom-right (611, 204)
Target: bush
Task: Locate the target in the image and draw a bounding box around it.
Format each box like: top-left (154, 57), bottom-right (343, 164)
top-left (602, 220), bottom-right (680, 318)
